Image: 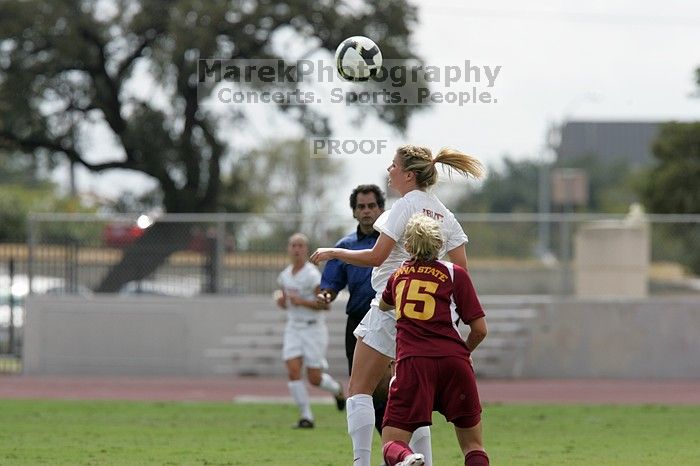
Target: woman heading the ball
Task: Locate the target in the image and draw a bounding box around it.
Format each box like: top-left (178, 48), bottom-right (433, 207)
top-left (378, 213), bottom-right (489, 466)
top-left (310, 145), bottom-right (484, 466)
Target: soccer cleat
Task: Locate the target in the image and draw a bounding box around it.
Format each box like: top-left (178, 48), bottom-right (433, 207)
top-left (335, 385), bottom-right (346, 411)
top-left (395, 453), bottom-right (425, 466)
top-left (293, 418), bottom-right (314, 429)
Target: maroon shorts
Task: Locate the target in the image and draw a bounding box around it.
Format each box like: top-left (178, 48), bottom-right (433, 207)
top-left (383, 356), bottom-right (482, 432)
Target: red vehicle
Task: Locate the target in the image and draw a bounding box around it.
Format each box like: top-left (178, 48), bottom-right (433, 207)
top-left (102, 223), bottom-right (146, 247)
top-left (103, 221), bottom-right (235, 252)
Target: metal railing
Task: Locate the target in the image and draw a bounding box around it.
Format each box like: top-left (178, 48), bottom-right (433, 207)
top-left (1, 211), bottom-right (698, 373)
top-left (5, 211), bottom-right (697, 296)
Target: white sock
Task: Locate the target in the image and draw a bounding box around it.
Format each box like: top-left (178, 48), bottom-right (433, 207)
top-left (319, 373), bottom-right (341, 395)
top-left (346, 394), bottom-right (374, 466)
top-left (288, 380), bottom-right (313, 420)
top-left (409, 426), bottom-right (433, 466)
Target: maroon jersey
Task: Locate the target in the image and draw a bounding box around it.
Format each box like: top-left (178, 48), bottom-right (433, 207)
top-left (381, 259), bottom-right (484, 361)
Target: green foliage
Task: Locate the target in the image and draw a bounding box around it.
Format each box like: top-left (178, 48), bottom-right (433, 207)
top-left (452, 156), bottom-right (641, 259)
top-left (0, 184), bottom-right (54, 241)
top-left (0, 148), bottom-right (100, 242)
top-left (461, 222), bottom-right (539, 259)
top-left (224, 138), bottom-right (340, 214)
top-left (455, 157), bottom-right (541, 213)
top-left (0, 151), bottom-right (45, 186)
top-left (640, 122), bottom-right (700, 214)
top-left (639, 121), bottom-right (700, 273)
top-left (455, 155), bottom-right (640, 215)
top-left (108, 189), bottom-right (163, 214)
top-left (0, 184), bottom-right (101, 243)
top-left (222, 138), bottom-right (342, 249)
top-left (553, 155), bottom-right (640, 213)
top-left (1, 400), bottom-right (699, 465)
top-left (0, 0), bottom-right (424, 213)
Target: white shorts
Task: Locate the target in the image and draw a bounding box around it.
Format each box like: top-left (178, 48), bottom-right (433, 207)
top-left (353, 298), bottom-right (397, 359)
top-left (282, 320), bottom-right (329, 369)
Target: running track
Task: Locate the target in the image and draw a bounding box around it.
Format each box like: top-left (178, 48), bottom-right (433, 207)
top-left (1, 376), bottom-right (699, 404)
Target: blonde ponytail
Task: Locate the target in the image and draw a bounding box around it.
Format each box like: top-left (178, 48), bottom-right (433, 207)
top-left (396, 145), bottom-right (485, 189)
top-left (433, 148), bottom-right (485, 180)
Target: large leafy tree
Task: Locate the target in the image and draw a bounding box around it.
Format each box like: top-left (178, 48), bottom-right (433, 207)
top-left (640, 122), bottom-right (700, 214)
top-left (454, 156), bottom-right (637, 214)
top-left (452, 155), bottom-right (641, 259)
top-left (0, 0), bottom-right (419, 212)
top-left (221, 138), bottom-right (339, 216)
top-left (638, 68), bottom-right (700, 273)
top-left (639, 121), bottom-right (700, 274)
top-left (0, 0), bottom-right (423, 291)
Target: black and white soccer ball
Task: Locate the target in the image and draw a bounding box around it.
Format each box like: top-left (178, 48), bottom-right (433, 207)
top-left (335, 36), bottom-right (383, 81)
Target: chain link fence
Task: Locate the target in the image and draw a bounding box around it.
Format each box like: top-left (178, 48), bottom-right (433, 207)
top-left (2, 211), bottom-right (700, 373)
top-left (0, 211), bottom-right (694, 295)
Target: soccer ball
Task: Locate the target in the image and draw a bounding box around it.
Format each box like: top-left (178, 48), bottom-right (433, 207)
top-left (335, 36), bottom-right (382, 81)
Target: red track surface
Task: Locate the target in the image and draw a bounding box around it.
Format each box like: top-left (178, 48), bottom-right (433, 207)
top-left (1, 376), bottom-right (699, 404)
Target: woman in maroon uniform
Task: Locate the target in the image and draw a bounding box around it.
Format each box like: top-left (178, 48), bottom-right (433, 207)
top-left (378, 214), bottom-right (489, 466)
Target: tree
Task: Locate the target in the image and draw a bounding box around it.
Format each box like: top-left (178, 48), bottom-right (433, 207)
top-left (454, 157), bottom-right (540, 213)
top-left (221, 138), bottom-right (339, 215)
top-left (451, 155), bottom-right (642, 258)
top-left (0, 180), bottom-right (97, 244)
top-left (551, 155), bottom-right (639, 213)
top-left (454, 156), bottom-right (638, 214)
top-left (0, 149), bottom-right (91, 241)
top-left (640, 122), bottom-right (700, 215)
top-left (0, 0), bottom-right (424, 291)
top-left (0, 150), bottom-right (43, 186)
top-left (639, 122), bottom-right (700, 274)
top-left (220, 138), bottom-right (341, 250)
top-left (0, 0), bottom-right (420, 212)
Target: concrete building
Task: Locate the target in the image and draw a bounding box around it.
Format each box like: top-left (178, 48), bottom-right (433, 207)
top-left (555, 120), bottom-right (664, 168)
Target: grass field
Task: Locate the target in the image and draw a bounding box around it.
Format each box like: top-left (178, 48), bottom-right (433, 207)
top-left (1, 400), bottom-right (699, 465)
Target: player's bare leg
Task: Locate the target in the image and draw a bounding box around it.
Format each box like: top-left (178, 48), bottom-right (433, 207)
top-left (348, 337), bottom-right (392, 396)
top-left (372, 368), bottom-right (392, 433)
top-left (307, 367), bottom-right (346, 411)
top-left (347, 337), bottom-right (392, 466)
top-left (285, 357), bottom-right (313, 428)
top-left (455, 422), bottom-right (489, 465)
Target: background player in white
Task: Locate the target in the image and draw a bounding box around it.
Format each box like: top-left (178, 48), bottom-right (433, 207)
top-left (276, 232), bottom-right (346, 428)
top-left (311, 145), bottom-right (484, 465)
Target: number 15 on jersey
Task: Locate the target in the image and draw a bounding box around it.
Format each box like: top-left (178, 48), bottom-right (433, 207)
top-left (394, 279), bottom-right (438, 321)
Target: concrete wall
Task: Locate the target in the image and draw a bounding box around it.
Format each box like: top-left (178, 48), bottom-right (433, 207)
top-left (23, 295), bottom-right (700, 379)
top-left (23, 296), bottom-right (274, 375)
top-left (520, 297), bottom-right (700, 378)
top-left (574, 222), bottom-right (650, 297)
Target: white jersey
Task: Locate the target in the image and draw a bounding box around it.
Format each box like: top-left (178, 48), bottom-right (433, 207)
top-left (277, 262), bottom-right (324, 324)
top-left (371, 189), bottom-right (468, 293)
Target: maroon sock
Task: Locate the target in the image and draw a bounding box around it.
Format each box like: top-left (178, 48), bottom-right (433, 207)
top-left (465, 449), bottom-right (489, 465)
top-left (383, 440), bottom-right (413, 466)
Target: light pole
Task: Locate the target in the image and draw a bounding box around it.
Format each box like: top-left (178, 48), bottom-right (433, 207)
top-left (536, 93), bottom-right (601, 262)
top-left (535, 122), bottom-right (560, 261)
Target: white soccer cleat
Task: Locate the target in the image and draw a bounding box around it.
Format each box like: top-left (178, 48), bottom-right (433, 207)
top-left (396, 453), bottom-right (425, 466)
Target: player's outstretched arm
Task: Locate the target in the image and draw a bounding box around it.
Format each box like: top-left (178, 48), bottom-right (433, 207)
top-left (310, 233), bottom-right (395, 267)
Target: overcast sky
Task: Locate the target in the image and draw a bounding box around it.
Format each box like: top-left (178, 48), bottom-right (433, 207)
top-left (59, 0), bottom-right (700, 211)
